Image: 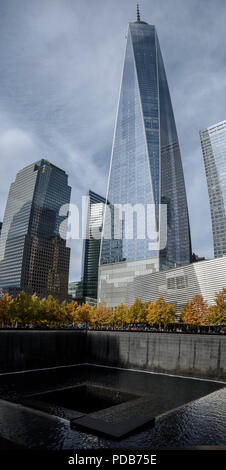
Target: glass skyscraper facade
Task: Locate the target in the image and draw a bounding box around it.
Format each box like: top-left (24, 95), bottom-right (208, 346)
top-left (0, 159), bottom-right (71, 300)
top-left (99, 16), bottom-right (192, 271)
top-left (200, 120), bottom-right (226, 258)
top-left (68, 281), bottom-right (83, 301)
top-left (81, 190), bottom-right (105, 300)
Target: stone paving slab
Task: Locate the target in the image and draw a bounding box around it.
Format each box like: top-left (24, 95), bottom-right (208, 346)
top-left (70, 414), bottom-right (155, 440)
top-left (20, 396), bottom-right (85, 421)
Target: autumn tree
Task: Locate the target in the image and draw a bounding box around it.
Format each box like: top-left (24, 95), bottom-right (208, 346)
top-left (9, 291), bottom-right (35, 326)
top-left (144, 301), bottom-right (153, 312)
top-left (39, 296), bottom-right (61, 326)
top-left (61, 300), bottom-right (78, 325)
top-left (143, 301), bottom-right (154, 323)
top-left (127, 298), bottom-right (144, 324)
top-left (181, 294), bottom-right (208, 326)
top-left (0, 294), bottom-right (12, 326)
top-left (88, 306), bottom-right (98, 327)
top-left (161, 303), bottom-right (176, 326)
top-left (29, 294), bottom-right (42, 325)
top-left (113, 302), bottom-right (129, 327)
top-left (207, 288), bottom-right (226, 325)
top-left (93, 302), bottom-right (112, 327)
top-left (75, 302), bottom-right (91, 328)
top-left (146, 297), bottom-right (176, 327)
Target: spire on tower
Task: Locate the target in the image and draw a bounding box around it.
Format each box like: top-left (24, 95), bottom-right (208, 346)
top-left (137, 4), bottom-right (140, 22)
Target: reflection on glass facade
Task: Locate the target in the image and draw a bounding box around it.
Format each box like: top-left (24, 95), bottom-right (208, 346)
top-left (100, 17), bottom-right (192, 271)
top-left (68, 281), bottom-right (83, 300)
top-left (200, 121), bottom-right (226, 258)
top-left (99, 257), bottom-right (159, 306)
top-left (81, 190), bottom-right (105, 300)
top-left (0, 159), bottom-right (71, 300)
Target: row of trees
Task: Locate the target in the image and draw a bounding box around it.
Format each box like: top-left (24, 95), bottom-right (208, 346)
top-left (0, 288), bottom-right (225, 328)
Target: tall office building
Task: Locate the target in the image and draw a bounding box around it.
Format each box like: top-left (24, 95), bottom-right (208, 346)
top-left (98, 9), bottom-right (192, 306)
top-left (81, 190), bottom-right (105, 301)
top-left (0, 159), bottom-right (71, 300)
top-left (200, 120), bottom-right (226, 258)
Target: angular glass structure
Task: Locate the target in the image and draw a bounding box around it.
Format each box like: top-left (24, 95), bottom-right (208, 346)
top-left (100, 15), bottom-right (192, 271)
top-left (68, 281), bottom-right (83, 301)
top-left (0, 159), bottom-right (71, 300)
top-left (81, 190), bottom-right (106, 300)
top-left (200, 121), bottom-right (226, 258)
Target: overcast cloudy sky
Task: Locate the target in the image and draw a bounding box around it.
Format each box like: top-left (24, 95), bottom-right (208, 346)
top-left (0, 0), bottom-right (225, 281)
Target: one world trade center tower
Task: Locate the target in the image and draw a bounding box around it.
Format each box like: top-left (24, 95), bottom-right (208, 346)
top-left (99, 7), bottom-right (192, 305)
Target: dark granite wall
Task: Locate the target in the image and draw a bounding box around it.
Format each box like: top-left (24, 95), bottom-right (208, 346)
top-left (86, 331), bottom-right (226, 381)
top-left (1, 330), bottom-right (225, 380)
top-left (0, 330), bottom-right (86, 373)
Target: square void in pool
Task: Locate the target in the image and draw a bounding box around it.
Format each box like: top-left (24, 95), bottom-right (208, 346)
top-left (26, 384), bottom-right (139, 414)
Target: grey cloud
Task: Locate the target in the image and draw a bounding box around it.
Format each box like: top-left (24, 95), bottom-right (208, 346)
top-left (0, 0), bottom-right (225, 279)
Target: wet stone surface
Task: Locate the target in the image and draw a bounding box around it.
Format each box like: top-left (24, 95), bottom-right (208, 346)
top-left (0, 364), bottom-right (225, 448)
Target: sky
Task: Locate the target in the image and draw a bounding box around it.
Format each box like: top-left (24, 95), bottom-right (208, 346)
top-left (0, 0), bottom-right (225, 281)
